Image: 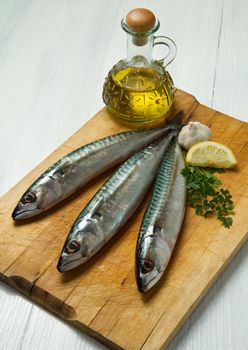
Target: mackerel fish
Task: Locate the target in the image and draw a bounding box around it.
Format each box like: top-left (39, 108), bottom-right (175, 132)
top-left (57, 133), bottom-right (177, 272)
top-left (136, 138), bottom-right (186, 293)
top-left (12, 114), bottom-right (182, 220)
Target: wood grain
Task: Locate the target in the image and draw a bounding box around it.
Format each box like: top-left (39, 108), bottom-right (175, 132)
top-left (0, 90), bottom-right (247, 350)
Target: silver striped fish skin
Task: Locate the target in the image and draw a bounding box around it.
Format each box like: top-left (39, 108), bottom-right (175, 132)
top-left (136, 139), bottom-right (186, 293)
top-left (12, 116), bottom-right (182, 221)
top-left (57, 134), bottom-right (177, 272)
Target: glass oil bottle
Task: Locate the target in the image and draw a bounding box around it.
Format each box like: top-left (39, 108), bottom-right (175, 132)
top-left (103, 8), bottom-right (177, 126)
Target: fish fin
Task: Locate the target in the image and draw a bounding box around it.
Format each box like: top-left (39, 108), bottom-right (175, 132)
top-left (153, 225), bottom-right (163, 237)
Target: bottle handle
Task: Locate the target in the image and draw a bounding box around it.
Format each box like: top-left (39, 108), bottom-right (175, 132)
top-left (153, 36), bottom-right (177, 67)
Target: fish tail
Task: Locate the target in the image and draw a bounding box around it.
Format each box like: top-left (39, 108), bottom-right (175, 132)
top-left (167, 111), bottom-right (184, 129)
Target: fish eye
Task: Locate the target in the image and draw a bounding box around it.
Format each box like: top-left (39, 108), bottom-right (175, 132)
top-left (141, 259), bottom-right (154, 273)
top-left (66, 240), bottom-right (80, 254)
top-left (22, 192), bottom-right (36, 204)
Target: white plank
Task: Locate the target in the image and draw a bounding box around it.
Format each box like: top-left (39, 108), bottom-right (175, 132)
top-left (167, 242), bottom-right (248, 350)
top-left (212, 0), bottom-right (248, 121)
top-left (0, 0), bottom-right (247, 349)
top-left (0, 283), bottom-right (32, 350)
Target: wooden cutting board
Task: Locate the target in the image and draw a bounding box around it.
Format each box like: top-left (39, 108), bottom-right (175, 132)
top-left (0, 90), bottom-right (248, 350)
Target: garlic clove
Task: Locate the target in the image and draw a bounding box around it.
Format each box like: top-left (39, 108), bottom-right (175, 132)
top-left (178, 121), bottom-right (211, 150)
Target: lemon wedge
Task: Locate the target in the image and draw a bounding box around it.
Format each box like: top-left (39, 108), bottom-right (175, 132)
top-left (186, 141), bottom-right (237, 168)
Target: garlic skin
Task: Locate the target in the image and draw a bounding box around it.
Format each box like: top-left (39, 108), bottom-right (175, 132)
top-left (178, 121), bottom-right (211, 150)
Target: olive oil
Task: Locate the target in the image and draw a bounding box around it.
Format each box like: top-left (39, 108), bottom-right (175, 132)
top-left (102, 8), bottom-right (177, 126)
top-left (103, 65), bottom-right (175, 125)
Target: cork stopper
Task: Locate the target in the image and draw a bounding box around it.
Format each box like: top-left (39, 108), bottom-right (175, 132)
top-left (125, 8), bottom-right (156, 46)
top-left (126, 8), bottom-right (156, 33)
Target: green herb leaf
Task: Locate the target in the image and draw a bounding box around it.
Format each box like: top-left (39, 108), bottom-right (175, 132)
top-left (181, 165), bottom-right (234, 228)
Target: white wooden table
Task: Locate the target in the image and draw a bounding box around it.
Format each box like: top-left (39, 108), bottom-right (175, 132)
top-left (1, 1), bottom-right (248, 349)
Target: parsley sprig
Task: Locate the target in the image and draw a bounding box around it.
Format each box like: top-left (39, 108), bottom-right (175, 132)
top-left (181, 166), bottom-right (234, 228)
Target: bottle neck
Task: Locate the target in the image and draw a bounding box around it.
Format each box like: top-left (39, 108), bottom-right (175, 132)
top-left (126, 34), bottom-right (153, 66)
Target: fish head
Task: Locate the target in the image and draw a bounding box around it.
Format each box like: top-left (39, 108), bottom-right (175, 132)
top-left (136, 234), bottom-right (171, 293)
top-left (57, 215), bottom-right (102, 272)
top-left (12, 175), bottom-right (63, 220)
top-left (12, 185), bottom-right (49, 220)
